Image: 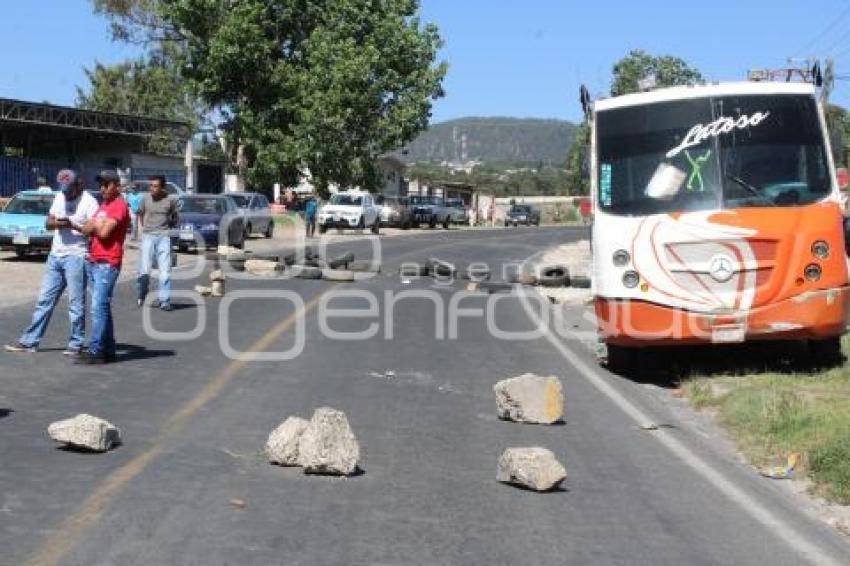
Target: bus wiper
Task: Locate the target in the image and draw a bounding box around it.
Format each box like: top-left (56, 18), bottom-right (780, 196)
top-left (725, 174), bottom-right (776, 206)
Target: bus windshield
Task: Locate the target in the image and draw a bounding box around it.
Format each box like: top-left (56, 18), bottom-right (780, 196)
top-left (596, 94), bottom-right (831, 215)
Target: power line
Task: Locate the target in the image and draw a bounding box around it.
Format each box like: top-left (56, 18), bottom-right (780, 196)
top-left (797, 2), bottom-right (850, 56)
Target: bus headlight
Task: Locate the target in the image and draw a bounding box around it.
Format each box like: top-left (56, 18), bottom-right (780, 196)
top-left (622, 270), bottom-right (640, 288)
top-left (804, 263), bottom-right (822, 282)
top-left (811, 240), bottom-right (830, 259)
top-left (613, 249), bottom-right (631, 267)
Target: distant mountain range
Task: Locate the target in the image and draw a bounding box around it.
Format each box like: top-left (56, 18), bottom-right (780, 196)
top-left (401, 117), bottom-right (576, 166)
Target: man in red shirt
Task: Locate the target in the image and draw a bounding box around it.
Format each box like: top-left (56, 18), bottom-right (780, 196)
top-left (76, 170), bottom-right (130, 364)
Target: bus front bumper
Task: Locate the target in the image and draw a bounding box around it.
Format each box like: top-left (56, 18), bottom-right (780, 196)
top-left (595, 286), bottom-right (850, 346)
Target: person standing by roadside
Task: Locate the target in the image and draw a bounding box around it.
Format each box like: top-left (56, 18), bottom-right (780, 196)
top-left (5, 170), bottom-right (99, 356)
top-left (75, 170), bottom-right (130, 365)
top-left (136, 175), bottom-right (178, 310)
top-left (126, 185), bottom-right (143, 242)
top-left (304, 196), bottom-right (317, 238)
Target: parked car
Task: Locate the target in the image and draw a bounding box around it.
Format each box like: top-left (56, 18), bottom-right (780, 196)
top-left (317, 190), bottom-right (380, 234)
top-left (128, 180), bottom-right (185, 196)
top-left (171, 194), bottom-right (245, 251)
top-left (445, 198), bottom-right (468, 224)
top-left (0, 190), bottom-right (56, 257)
top-left (377, 195), bottom-right (413, 229)
top-left (505, 204), bottom-right (540, 227)
top-left (409, 195), bottom-right (452, 229)
top-left (229, 192), bottom-right (274, 238)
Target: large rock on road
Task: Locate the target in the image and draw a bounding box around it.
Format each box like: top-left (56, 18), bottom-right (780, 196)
top-left (47, 414), bottom-right (121, 452)
top-left (497, 447), bottom-right (566, 491)
top-left (297, 407), bottom-right (361, 476)
top-left (494, 373), bottom-right (564, 424)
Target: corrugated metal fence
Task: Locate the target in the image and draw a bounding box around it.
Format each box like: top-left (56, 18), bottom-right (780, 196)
top-left (0, 156), bottom-right (186, 197)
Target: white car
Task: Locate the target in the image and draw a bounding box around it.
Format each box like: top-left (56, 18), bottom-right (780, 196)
top-left (318, 190), bottom-right (380, 234)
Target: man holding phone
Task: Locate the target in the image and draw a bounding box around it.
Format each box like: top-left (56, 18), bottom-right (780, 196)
top-left (4, 170), bottom-right (98, 356)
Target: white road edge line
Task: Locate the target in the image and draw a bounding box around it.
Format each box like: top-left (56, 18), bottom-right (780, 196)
top-left (516, 287), bottom-right (843, 566)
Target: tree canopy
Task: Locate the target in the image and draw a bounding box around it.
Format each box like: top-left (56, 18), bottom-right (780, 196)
top-left (92, 0), bottom-right (446, 193)
top-left (611, 49), bottom-right (703, 96)
top-left (76, 47), bottom-right (204, 154)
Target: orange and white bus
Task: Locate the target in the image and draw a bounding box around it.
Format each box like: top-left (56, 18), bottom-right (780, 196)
top-left (589, 82), bottom-right (849, 370)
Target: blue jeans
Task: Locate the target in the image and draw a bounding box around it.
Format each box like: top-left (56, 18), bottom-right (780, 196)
top-left (19, 254), bottom-right (87, 350)
top-left (137, 233), bottom-right (172, 305)
top-left (88, 262), bottom-right (120, 357)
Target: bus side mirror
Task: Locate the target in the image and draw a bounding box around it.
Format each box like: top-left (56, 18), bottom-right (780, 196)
top-left (837, 167), bottom-right (849, 190)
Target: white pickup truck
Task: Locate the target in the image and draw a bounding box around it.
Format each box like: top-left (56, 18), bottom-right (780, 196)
top-left (318, 190), bottom-right (381, 234)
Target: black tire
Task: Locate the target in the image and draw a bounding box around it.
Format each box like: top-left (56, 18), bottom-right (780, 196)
top-left (570, 274), bottom-right (592, 289)
top-left (319, 224), bottom-right (328, 234)
top-left (429, 217), bottom-right (437, 229)
top-left (479, 281), bottom-right (513, 294)
top-left (245, 223), bottom-right (253, 237)
top-left (808, 336), bottom-right (843, 367)
top-left (504, 221), bottom-right (509, 227)
top-left (399, 263), bottom-right (429, 277)
top-left (264, 222), bottom-right (274, 238)
top-left (291, 265), bottom-right (322, 279)
top-left (14, 248), bottom-right (26, 258)
top-left (357, 217), bottom-right (365, 230)
top-left (537, 265), bottom-right (569, 287)
top-left (349, 260), bottom-right (381, 273)
top-left (372, 219), bottom-right (380, 234)
top-left (460, 266), bottom-right (491, 282)
top-left (327, 252), bottom-right (355, 270)
top-left (443, 217), bottom-right (450, 230)
top-left (402, 219), bottom-right (411, 230)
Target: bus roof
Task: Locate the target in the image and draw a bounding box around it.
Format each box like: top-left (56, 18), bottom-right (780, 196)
top-left (593, 82), bottom-right (816, 113)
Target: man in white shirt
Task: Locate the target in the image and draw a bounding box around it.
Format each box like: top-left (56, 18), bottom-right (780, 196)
top-left (4, 169), bottom-right (99, 356)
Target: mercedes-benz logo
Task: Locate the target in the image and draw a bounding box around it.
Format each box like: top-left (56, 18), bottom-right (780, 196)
top-left (709, 254), bottom-right (735, 283)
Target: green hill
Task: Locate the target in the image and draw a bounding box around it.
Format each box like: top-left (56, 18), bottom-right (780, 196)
top-left (402, 117), bottom-right (576, 166)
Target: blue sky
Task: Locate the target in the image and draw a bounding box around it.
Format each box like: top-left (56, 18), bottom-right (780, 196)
top-left (3, 0), bottom-right (850, 124)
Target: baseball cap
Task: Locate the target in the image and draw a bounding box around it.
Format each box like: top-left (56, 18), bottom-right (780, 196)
top-left (95, 170), bottom-right (121, 184)
top-left (56, 169), bottom-right (78, 192)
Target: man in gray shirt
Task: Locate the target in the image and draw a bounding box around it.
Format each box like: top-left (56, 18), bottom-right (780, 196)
top-left (136, 175), bottom-right (178, 310)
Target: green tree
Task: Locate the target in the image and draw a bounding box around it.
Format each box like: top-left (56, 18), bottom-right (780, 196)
top-left (611, 49), bottom-right (703, 97)
top-left (76, 45), bottom-right (205, 153)
top-left (93, 0), bottom-right (446, 194)
top-left (564, 122), bottom-right (589, 196)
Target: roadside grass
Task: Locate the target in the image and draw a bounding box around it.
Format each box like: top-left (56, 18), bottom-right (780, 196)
top-left (682, 336), bottom-right (850, 504)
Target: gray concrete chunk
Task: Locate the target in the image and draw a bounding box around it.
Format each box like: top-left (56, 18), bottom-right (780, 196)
top-left (497, 447), bottom-right (566, 491)
top-left (297, 407), bottom-right (360, 476)
top-left (494, 373), bottom-right (564, 424)
top-left (47, 414), bottom-right (121, 452)
top-left (265, 416), bottom-right (309, 466)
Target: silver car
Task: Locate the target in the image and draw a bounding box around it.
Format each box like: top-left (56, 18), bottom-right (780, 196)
top-left (229, 192), bottom-right (275, 238)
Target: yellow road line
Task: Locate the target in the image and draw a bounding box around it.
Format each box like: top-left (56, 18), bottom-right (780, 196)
top-left (28, 292), bottom-right (327, 566)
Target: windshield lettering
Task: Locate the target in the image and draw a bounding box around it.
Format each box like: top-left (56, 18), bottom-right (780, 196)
top-left (666, 111), bottom-right (770, 159)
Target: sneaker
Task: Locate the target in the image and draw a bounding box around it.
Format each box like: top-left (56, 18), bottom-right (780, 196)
top-left (159, 303), bottom-right (173, 312)
top-left (136, 298), bottom-right (144, 308)
top-left (4, 343), bottom-right (36, 353)
top-left (62, 348), bottom-right (83, 358)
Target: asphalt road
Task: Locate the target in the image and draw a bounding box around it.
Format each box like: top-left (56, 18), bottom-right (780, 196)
top-left (1, 226), bottom-right (848, 566)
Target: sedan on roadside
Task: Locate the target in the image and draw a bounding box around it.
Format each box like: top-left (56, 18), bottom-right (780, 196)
top-left (377, 195), bottom-right (412, 229)
top-left (229, 192), bottom-right (274, 238)
top-left (0, 190), bottom-right (56, 257)
top-left (505, 204), bottom-right (540, 227)
top-left (171, 194), bottom-right (246, 252)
